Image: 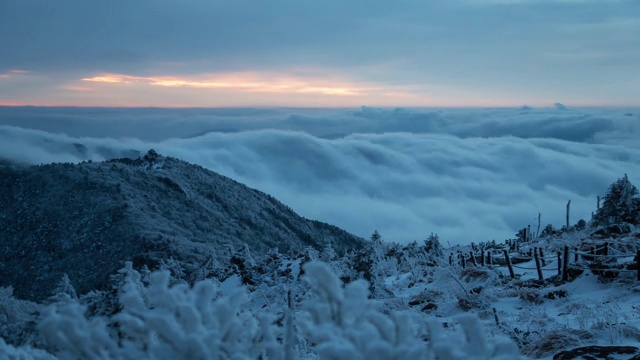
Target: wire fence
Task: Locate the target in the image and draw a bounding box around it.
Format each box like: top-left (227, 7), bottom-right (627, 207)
top-left (453, 244), bottom-right (639, 281)
top-left (608, 246), bottom-right (628, 255)
top-left (511, 263), bottom-right (557, 271)
top-left (570, 250), bottom-right (636, 259)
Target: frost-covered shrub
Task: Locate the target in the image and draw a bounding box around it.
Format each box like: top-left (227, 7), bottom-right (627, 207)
top-left (429, 315), bottom-right (520, 360)
top-left (2, 261), bottom-right (521, 359)
top-left (459, 267), bottom-right (496, 283)
top-left (299, 262), bottom-right (425, 359)
top-left (518, 289), bottom-right (543, 305)
top-left (0, 286), bottom-right (41, 347)
top-left (0, 337), bottom-right (56, 360)
top-left (442, 267), bottom-right (500, 313)
top-left (521, 330), bottom-right (581, 359)
top-left (38, 262), bottom-right (266, 360)
top-left (299, 262), bottom-right (520, 360)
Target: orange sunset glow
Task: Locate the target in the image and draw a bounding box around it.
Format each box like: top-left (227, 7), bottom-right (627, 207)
top-left (55, 70), bottom-right (450, 107)
top-left (82, 72), bottom-right (369, 96)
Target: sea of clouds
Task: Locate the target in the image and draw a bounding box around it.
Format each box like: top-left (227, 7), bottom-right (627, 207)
top-left (1, 106), bottom-right (639, 245)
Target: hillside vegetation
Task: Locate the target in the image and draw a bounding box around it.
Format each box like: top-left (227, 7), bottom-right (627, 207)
top-left (0, 150), bottom-right (363, 301)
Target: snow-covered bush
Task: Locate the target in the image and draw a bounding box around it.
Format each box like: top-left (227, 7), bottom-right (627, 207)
top-left (299, 262), bottom-right (520, 360)
top-left (521, 330), bottom-right (582, 359)
top-left (0, 337), bottom-right (56, 360)
top-left (2, 261), bottom-right (521, 359)
top-left (38, 262), bottom-right (266, 360)
top-left (592, 174), bottom-right (640, 227)
top-left (0, 286), bottom-right (41, 347)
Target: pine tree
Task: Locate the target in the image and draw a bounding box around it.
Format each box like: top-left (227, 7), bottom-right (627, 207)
top-left (370, 229), bottom-right (381, 242)
top-left (592, 174), bottom-right (640, 227)
top-left (51, 274), bottom-right (77, 301)
top-left (424, 232), bottom-right (444, 259)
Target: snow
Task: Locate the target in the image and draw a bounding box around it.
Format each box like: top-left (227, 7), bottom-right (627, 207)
top-left (1, 228), bottom-right (640, 358)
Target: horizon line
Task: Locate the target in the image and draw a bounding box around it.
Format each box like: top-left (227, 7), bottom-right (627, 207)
top-left (2, 104), bottom-right (640, 110)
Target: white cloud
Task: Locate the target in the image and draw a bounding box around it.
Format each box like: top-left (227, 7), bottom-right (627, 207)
top-left (2, 107), bottom-right (640, 245)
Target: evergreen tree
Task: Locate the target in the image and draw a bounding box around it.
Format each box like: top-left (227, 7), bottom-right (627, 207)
top-left (50, 274), bottom-right (77, 302)
top-left (574, 219), bottom-right (587, 231)
top-left (343, 241), bottom-right (391, 299)
top-left (539, 224), bottom-right (557, 238)
top-left (424, 232), bottom-right (444, 259)
top-left (592, 174), bottom-right (640, 227)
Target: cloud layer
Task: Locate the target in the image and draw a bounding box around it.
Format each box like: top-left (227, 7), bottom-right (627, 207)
top-left (2, 106), bottom-right (640, 245)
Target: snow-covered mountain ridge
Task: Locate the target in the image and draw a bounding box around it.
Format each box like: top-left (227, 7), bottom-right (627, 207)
top-left (0, 150), bottom-right (364, 301)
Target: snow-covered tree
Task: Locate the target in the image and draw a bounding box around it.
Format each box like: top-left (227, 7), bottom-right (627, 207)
top-left (371, 229), bottom-right (382, 242)
top-left (424, 233), bottom-right (444, 262)
top-left (47, 274), bottom-right (78, 303)
top-left (341, 244), bottom-right (391, 298)
top-left (592, 174), bottom-right (640, 227)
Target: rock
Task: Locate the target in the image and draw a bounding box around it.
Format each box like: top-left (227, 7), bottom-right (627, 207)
top-left (544, 290), bottom-right (568, 300)
top-left (591, 224), bottom-right (632, 238)
top-left (421, 303), bottom-right (438, 312)
top-left (589, 262), bottom-right (624, 279)
top-left (554, 345), bottom-right (640, 360)
top-left (566, 266), bottom-right (585, 280)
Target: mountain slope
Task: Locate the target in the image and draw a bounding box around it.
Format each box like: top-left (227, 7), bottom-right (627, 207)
top-left (0, 150), bottom-right (364, 300)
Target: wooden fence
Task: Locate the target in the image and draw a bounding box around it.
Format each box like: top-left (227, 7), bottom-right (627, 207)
top-left (450, 243), bottom-right (640, 282)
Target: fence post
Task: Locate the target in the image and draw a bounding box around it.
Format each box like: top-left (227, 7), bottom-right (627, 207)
top-left (557, 251), bottom-right (562, 275)
top-left (574, 247), bottom-right (578, 263)
top-left (449, 254), bottom-right (453, 266)
top-left (469, 251), bottom-right (477, 266)
top-left (461, 255), bottom-right (466, 269)
top-left (539, 248), bottom-right (546, 267)
top-left (504, 250), bottom-right (515, 279)
top-left (534, 250), bottom-right (543, 281)
top-left (604, 242), bottom-right (609, 256)
top-left (637, 249), bottom-right (640, 281)
top-left (488, 252), bottom-right (492, 266)
top-left (481, 251), bottom-right (485, 267)
top-left (563, 246), bottom-right (569, 281)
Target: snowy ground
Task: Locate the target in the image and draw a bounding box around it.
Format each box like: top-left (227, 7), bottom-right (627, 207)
top-left (1, 227), bottom-right (639, 359)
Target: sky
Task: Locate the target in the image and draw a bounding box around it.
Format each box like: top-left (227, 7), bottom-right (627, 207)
top-left (2, 106), bottom-right (640, 245)
top-left (1, 0), bottom-right (639, 107)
